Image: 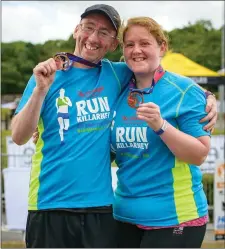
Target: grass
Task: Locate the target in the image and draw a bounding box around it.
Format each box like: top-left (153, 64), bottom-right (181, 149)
top-left (1, 241), bottom-right (25, 248)
top-left (202, 241), bottom-right (225, 248)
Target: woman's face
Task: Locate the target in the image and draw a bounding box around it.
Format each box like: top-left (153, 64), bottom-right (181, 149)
top-left (123, 25), bottom-right (165, 76)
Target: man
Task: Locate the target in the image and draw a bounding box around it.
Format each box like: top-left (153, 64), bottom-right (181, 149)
top-left (12, 3), bottom-right (217, 248)
top-left (12, 4), bottom-right (131, 248)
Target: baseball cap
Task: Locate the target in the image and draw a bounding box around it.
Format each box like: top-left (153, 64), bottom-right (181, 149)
top-left (81, 4), bottom-right (121, 33)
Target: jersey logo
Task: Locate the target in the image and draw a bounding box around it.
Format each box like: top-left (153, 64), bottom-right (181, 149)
top-left (56, 88), bottom-right (72, 145)
top-left (116, 127), bottom-right (149, 150)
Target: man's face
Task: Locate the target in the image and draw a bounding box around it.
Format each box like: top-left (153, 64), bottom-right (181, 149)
top-left (73, 13), bottom-right (118, 66)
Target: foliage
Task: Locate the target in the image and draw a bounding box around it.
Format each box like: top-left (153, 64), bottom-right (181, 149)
top-left (168, 20), bottom-right (222, 71)
top-left (212, 128), bottom-right (225, 135)
top-left (1, 19), bottom-right (223, 94)
top-left (1, 130), bottom-right (12, 170)
top-left (1, 108), bottom-right (11, 121)
top-left (105, 46), bottom-right (123, 62)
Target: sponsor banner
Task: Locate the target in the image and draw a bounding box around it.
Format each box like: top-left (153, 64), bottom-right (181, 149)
top-left (6, 136), bottom-right (35, 168)
top-left (214, 159), bottom-right (225, 240)
top-left (6, 135), bottom-right (224, 174)
top-left (3, 168), bottom-right (30, 230)
top-left (200, 135), bottom-right (224, 174)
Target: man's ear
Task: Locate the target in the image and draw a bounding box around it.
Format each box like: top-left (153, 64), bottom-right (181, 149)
top-left (73, 25), bottom-right (80, 40)
top-left (109, 38), bottom-right (119, 52)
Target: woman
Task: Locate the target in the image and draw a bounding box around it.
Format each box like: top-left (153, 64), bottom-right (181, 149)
top-left (110, 17), bottom-right (211, 248)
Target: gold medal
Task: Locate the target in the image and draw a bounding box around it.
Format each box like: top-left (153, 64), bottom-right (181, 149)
top-left (127, 92), bottom-right (143, 108)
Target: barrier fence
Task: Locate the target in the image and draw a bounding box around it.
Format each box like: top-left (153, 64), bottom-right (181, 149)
top-left (1, 153), bottom-right (215, 225)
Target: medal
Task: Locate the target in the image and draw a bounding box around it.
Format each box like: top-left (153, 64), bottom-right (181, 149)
top-left (127, 65), bottom-right (165, 108)
top-left (53, 53), bottom-right (71, 71)
top-left (53, 52), bottom-right (102, 71)
top-left (127, 92), bottom-right (144, 108)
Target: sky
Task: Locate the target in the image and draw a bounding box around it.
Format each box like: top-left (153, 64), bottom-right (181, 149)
top-left (2, 1), bottom-right (225, 44)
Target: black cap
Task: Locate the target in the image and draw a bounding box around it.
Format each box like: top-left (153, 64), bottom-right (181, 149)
top-left (81, 4), bottom-right (121, 32)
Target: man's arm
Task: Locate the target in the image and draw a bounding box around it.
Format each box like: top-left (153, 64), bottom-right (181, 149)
top-left (11, 58), bottom-right (58, 145)
top-left (11, 88), bottom-right (46, 145)
top-left (201, 93), bottom-right (218, 131)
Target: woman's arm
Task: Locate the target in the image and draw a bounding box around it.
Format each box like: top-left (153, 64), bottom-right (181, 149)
top-left (159, 121), bottom-right (210, 165)
top-left (136, 100), bottom-right (210, 166)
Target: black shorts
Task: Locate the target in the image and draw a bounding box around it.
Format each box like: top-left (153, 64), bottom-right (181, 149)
top-left (116, 220), bottom-right (207, 248)
top-left (26, 209), bottom-right (117, 248)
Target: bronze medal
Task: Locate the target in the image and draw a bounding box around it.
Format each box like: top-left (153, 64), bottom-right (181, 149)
top-left (127, 92), bottom-right (143, 108)
top-left (53, 53), bottom-right (71, 71)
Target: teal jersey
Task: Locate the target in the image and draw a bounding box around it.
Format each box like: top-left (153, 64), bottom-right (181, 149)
top-left (110, 71), bottom-right (210, 226)
top-left (16, 60), bottom-right (132, 210)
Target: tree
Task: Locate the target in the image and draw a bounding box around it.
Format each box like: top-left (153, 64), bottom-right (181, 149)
top-left (1, 19), bottom-right (222, 94)
top-left (168, 20), bottom-right (221, 71)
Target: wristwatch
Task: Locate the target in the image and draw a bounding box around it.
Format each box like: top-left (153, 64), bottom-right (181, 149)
top-left (205, 91), bottom-right (216, 98)
top-left (154, 120), bottom-right (168, 135)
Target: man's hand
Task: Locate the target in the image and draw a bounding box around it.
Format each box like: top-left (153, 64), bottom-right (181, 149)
top-left (33, 58), bottom-right (61, 94)
top-left (200, 95), bottom-right (218, 132)
top-left (32, 128), bottom-right (39, 144)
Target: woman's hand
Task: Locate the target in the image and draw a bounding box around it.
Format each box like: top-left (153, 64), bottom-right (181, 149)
top-left (136, 102), bottom-right (163, 131)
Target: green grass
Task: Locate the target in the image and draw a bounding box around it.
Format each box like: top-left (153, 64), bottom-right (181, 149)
top-left (1, 241), bottom-right (25, 248)
top-left (202, 241), bottom-right (225, 248)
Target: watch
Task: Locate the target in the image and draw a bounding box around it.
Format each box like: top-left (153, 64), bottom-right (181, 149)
top-left (154, 120), bottom-right (168, 135)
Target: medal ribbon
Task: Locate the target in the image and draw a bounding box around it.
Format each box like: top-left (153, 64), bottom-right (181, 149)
top-left (53, 52), bottom-right (102, 71)
top-left (127, 65), bottom-right (165, 108)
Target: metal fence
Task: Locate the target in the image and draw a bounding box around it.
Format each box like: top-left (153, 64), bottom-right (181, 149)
top-left (1, 153), bottom-right (33, 169)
